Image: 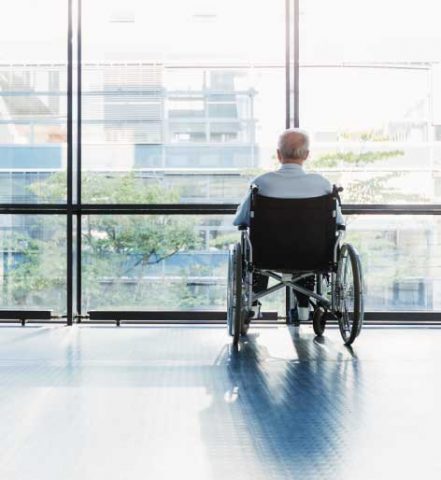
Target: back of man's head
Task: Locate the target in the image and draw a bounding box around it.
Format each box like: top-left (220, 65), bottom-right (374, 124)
top-left (277, 128), bottom-right (310, 164)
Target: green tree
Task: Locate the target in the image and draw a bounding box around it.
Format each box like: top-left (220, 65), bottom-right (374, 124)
top-left (309, 149), bottom-right (426, 203)
top-left (0, 173), bottom-right (200, 312)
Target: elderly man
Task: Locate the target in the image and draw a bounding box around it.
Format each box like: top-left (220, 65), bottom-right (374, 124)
top-left (233, 128), bottom-right (344, 321)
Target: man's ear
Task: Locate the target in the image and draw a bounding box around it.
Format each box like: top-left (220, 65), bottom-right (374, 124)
top-left (304, 150), bottom-right (310, 160)
top-left (277, 149), bottom-right (282, 161)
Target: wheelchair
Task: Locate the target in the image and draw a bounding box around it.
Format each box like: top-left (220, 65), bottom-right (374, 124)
top-left (227, 185), bottom-right (364, 346)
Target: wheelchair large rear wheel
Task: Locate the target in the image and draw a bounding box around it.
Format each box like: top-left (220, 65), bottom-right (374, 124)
top-left (335, 243), bottom-right (363, 346)
top-left (227, 243), bottom-right (243, 346)
top-left (227, 244), bottom-right (238, 337)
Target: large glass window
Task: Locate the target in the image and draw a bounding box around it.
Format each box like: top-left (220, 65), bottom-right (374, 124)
top-left (0, 0), bottom-right (67, 203)
top-left (1, 0), bottom-right (441, 320)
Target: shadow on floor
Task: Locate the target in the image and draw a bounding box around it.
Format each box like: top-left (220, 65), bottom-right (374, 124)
top-left (200, 328), bottom-right (362, 479)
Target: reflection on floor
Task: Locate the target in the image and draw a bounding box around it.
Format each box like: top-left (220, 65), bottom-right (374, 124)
top-left (0, 325), bottom-right (440, 479)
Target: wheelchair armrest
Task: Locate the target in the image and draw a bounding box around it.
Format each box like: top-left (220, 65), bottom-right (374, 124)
top-left (332, 185), bottom-right (344, 207)
top-left (337, 224), bottom-right (346, 231)
top-left (237, 225), bottom-right (248, 231)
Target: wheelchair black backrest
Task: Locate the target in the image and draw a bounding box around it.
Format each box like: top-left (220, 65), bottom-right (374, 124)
top-left (249, 189), bottom-right (339, 272)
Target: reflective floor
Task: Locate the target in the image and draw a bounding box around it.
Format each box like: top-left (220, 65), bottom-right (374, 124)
top-left (0, 325), bottom-right (440, 479)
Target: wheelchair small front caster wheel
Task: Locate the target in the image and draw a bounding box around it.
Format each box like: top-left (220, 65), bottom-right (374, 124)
top-left (241, 311), bottom-right (252, 335)
top-left (312, 307), bottom-right (326, 336)
top-left (288, 307), bottom-right (300, 327)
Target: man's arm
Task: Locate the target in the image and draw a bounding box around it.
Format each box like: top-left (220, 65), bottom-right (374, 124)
top-left (233, 190), bottom-right (252, 227)
top-left (331, 184), bottom-right (345, 226)
top-left (336, 206), bottom-right (345, 226)
top-left (321, 177), bottom-right (345, 225)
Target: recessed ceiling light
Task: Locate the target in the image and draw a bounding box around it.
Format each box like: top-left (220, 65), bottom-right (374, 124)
top-left (193, 14), bottom-right (217, 19)
top-left (109, 10), bottom-right (135, 23)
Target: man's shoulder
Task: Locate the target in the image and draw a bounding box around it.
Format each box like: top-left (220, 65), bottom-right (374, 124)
top-left (305, 172), bottom-right (332, 187)
top-left (251, 171), bottom-right (277, 185)
top-left (252, 169), bottom-right (333, 192)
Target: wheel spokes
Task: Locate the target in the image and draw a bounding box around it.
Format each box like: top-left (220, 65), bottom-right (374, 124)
top-left (337, 253), bottom-right (357, 337)
top-left (334, 244), bottom-right (363, 345)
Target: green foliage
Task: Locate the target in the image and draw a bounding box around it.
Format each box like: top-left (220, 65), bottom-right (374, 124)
top-left (310, 143), bottom-right (429, 203)
top-left (340, 129), bottom-right (391, 142)
top-left (311, 149), bottom-right (404, 169)
top-left (0, 219), bottom-right (66, 307)
top-left (5, 173), bottom-right (199, 311)
top-left (209, 232), bottom-right (239, 250)
top-left (344, 172), bottom-right (425, 203)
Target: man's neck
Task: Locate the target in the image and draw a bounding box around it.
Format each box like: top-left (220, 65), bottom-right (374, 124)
top-left (280, 160), bottom-right (304, 167)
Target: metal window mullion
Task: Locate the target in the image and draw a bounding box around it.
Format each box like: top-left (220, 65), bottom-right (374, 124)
top-left (67, 0), bottom-right (73, 326)
top-left (293, 0), bottom-right (299, 127)
top-left (76, 0), bottom-right (82, 318)
top-left (285, 0), bottom-right (291, 128)
top-left (286, 3), bottom-right (293, 316)
top-left (2, 204), bottom-right (441, 215)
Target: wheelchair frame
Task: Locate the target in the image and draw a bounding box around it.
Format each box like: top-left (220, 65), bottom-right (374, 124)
top-left (227, 187), bottom-right (364, 347)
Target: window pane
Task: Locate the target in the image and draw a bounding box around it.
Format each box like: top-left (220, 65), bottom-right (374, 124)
top-left (82, 214), bottom-right (237, 311)
top-left (301, 0), bottom-right (441, 204)
top-left (346, 215), bottom-right (441, 311)
top-left (0, 0), bottom-right (67, 203)
top-left (0, 215), bottom-right (66, 312)
top-left (83, 214), bottom-right (441, 313)
top-left (82, 0), bottom-right (285, 203)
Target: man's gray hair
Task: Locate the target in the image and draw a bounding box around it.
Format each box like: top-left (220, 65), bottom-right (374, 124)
top-left (277, 128), bottom-right (310, 160)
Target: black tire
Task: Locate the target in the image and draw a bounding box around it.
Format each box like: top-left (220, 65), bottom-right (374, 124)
top-left (335, 243), bottom-right (363, 346)
top-left (312, 307), bottom-right (326, 336)
top-left (227, 244), bottom-right (242, 343)
top-left (226, 246), bottom-right (235, 337)
top-left (233, 243), bottom-right (244, 346)
top-left (226, 243), bottom-right (244, 346)
top-left (241, 314), bottom-right (250, 335)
